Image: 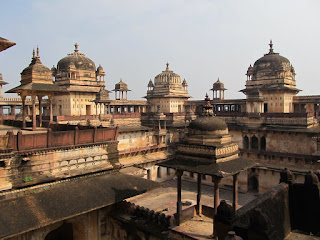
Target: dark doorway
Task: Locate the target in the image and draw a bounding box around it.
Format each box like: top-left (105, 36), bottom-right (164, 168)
top-left (260, 137), bottom-right (266, 150)
top-left (243, 136), bottom-right (249, 149)
top-left (251, 136), bottom-right (259, 150)
top-left (248, 175), bottom-right (259, 192)
top-left (264, 103), bottom-right (268, 113)
top-left (45, 222), bottom-right (73, 240)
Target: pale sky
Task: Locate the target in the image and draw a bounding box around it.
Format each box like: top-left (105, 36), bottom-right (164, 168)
top-left (1, 0), bottom-right (320, 100)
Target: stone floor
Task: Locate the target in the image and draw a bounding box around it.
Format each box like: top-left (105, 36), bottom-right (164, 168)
top-left (128, 178), bottom-right (257, 239)
top-left (172, 215), bottom-right (214, 240)
top-left (129, 178), bottom-right (257, 215)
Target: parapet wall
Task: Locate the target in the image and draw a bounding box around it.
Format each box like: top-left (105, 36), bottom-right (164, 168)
top-left (3, 126), bottom-right (118, 152)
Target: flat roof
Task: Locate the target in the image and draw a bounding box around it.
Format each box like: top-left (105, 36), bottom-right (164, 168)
top-left (0, 171), bottom-right (159, 239)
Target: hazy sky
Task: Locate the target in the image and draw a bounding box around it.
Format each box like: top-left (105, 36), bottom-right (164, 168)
top-left (1, 0), bottom-right (320, 100)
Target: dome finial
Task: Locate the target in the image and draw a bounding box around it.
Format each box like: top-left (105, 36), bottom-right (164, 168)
top-left (74, 43), bottom-right (79, 53)
top-left (269, 40), bottom-right (274, 54)
top-left (32, 48), bottom-right (35, 58)
top-left (36, 46), bottom-right (39, 58)
top-left (166, 62), bottom-right (169, 71)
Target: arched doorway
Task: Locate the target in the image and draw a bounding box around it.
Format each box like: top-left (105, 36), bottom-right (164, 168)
top-left (45, 222), bottom-right (73, 240)
top-left (248, 175), bottom-right (259, 192)
top-left (260, 136), bottom-right (266, 150)
top-left (251, 136), bottom-right (259, 150)
top-left (243, 136), bottom-right (249, 149)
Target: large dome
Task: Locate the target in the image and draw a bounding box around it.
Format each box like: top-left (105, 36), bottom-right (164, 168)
top-left (154, 63), bottom-right (181, 85)
top-left (57, 43), bottom-right (96, 72)
top-left (189, 116), bottom-right (227, 131)
top-left (251, 41), bottom-right (294, 80)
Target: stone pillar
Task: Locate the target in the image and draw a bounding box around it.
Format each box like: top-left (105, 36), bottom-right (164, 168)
top-left (26, 105), bottom-right (30, 116)
top-left (196, 173), bottom-right (202, 215)
top-left (95, 103), bottom-right (98, 115)
top-left (176, 169), bottom-right (183, 226)
top-left (31, 95), bottom-right (36, 130)
top-left (213, 176), bottom-right (221, 240)
top-left (49, 96), bottom-right (53, 122)
top-left (11, 105), bottom-right (16, 116)
top-left (0, 105), bottom-right (3, 124)
top-left (21, 95), bottom-right (26, 129)
top-left (233, 173), bottom-right (239, 214)
top-left (38, 96), bottom-right (42, 127)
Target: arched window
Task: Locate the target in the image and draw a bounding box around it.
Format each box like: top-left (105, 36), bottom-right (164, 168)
top-left (251, 136), bottom-right (259, 150)
top-left (243, 136), bottom-right (249, 149)
top-left (260, 136), bottom-right (266, 150)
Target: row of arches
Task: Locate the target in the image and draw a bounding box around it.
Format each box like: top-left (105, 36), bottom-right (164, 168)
top-left (243, 135), bottom-right (266, 151)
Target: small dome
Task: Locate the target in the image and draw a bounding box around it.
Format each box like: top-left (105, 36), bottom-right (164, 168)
top-left (114, 79), bottom-right (130, 91)
top-left (51, 65), bottom-right (57, 76)
top-left (246, 64), bottom-right (254, 76)
top-left (189, 116), bottom-right (227, 131)
top-left (57, 43), bottom-right (96, 72)
top-left (21, 48), bottom-right (51, 76)
top-left (211, 78), bottom-right (226, 90)
top-left (182, 79), bottom-right (188, 86)
top-left (148, 79), bottom-right (154, 87)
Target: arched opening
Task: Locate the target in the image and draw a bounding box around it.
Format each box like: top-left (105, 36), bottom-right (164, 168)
top-left (147, 169), bottom-right (151, 180)
top-left (243, 136), bottom-right (249, 149)
top-left (248, 175), bottom-right (259, 192)
top-left (251, 136), bottom-right (259, 150)
top-left (157, 167), bottom-right (162, 178)
top-left (260, 136), bottom-right (266, 150)
top-left (45, 222), bottom-right (73, 240)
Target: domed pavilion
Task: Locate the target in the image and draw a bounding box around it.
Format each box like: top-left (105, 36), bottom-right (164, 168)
top-left (7, 47), bottom-right (64, 130)
top-left (146, 63), bottom-right (190, 113)
top-left (158, 95), bottom-right (254, 238)
top-left (51, 43), bottom-right (106, 116)
top-left (241, 41), bottom-right (300, 113)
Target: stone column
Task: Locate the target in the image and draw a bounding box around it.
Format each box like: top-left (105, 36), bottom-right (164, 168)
top-left (11, 105), bottom-right (16, 116)
top-left (196, 173), bottom-right (202, 215)
top-left (31, 95), bottom-right (36, 130)
top-left (233, 173), bottom-right (239, 214)
top-left (212, 176), bottom-right (221, 240)
top-left (49, 96), bottom-right (53, 123)
top-left (26, 105), bottom-right (30, 116)
top-left (176, 169), bottom-right (183, 226)
top-left (95, 103), bottom-right (98, 115)
top-left (21, 95), bottom-right (26, 129)
top-left (38, 96), bottom-right (42, 127)
top-left (0, 105), bottom-right (3, 124)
